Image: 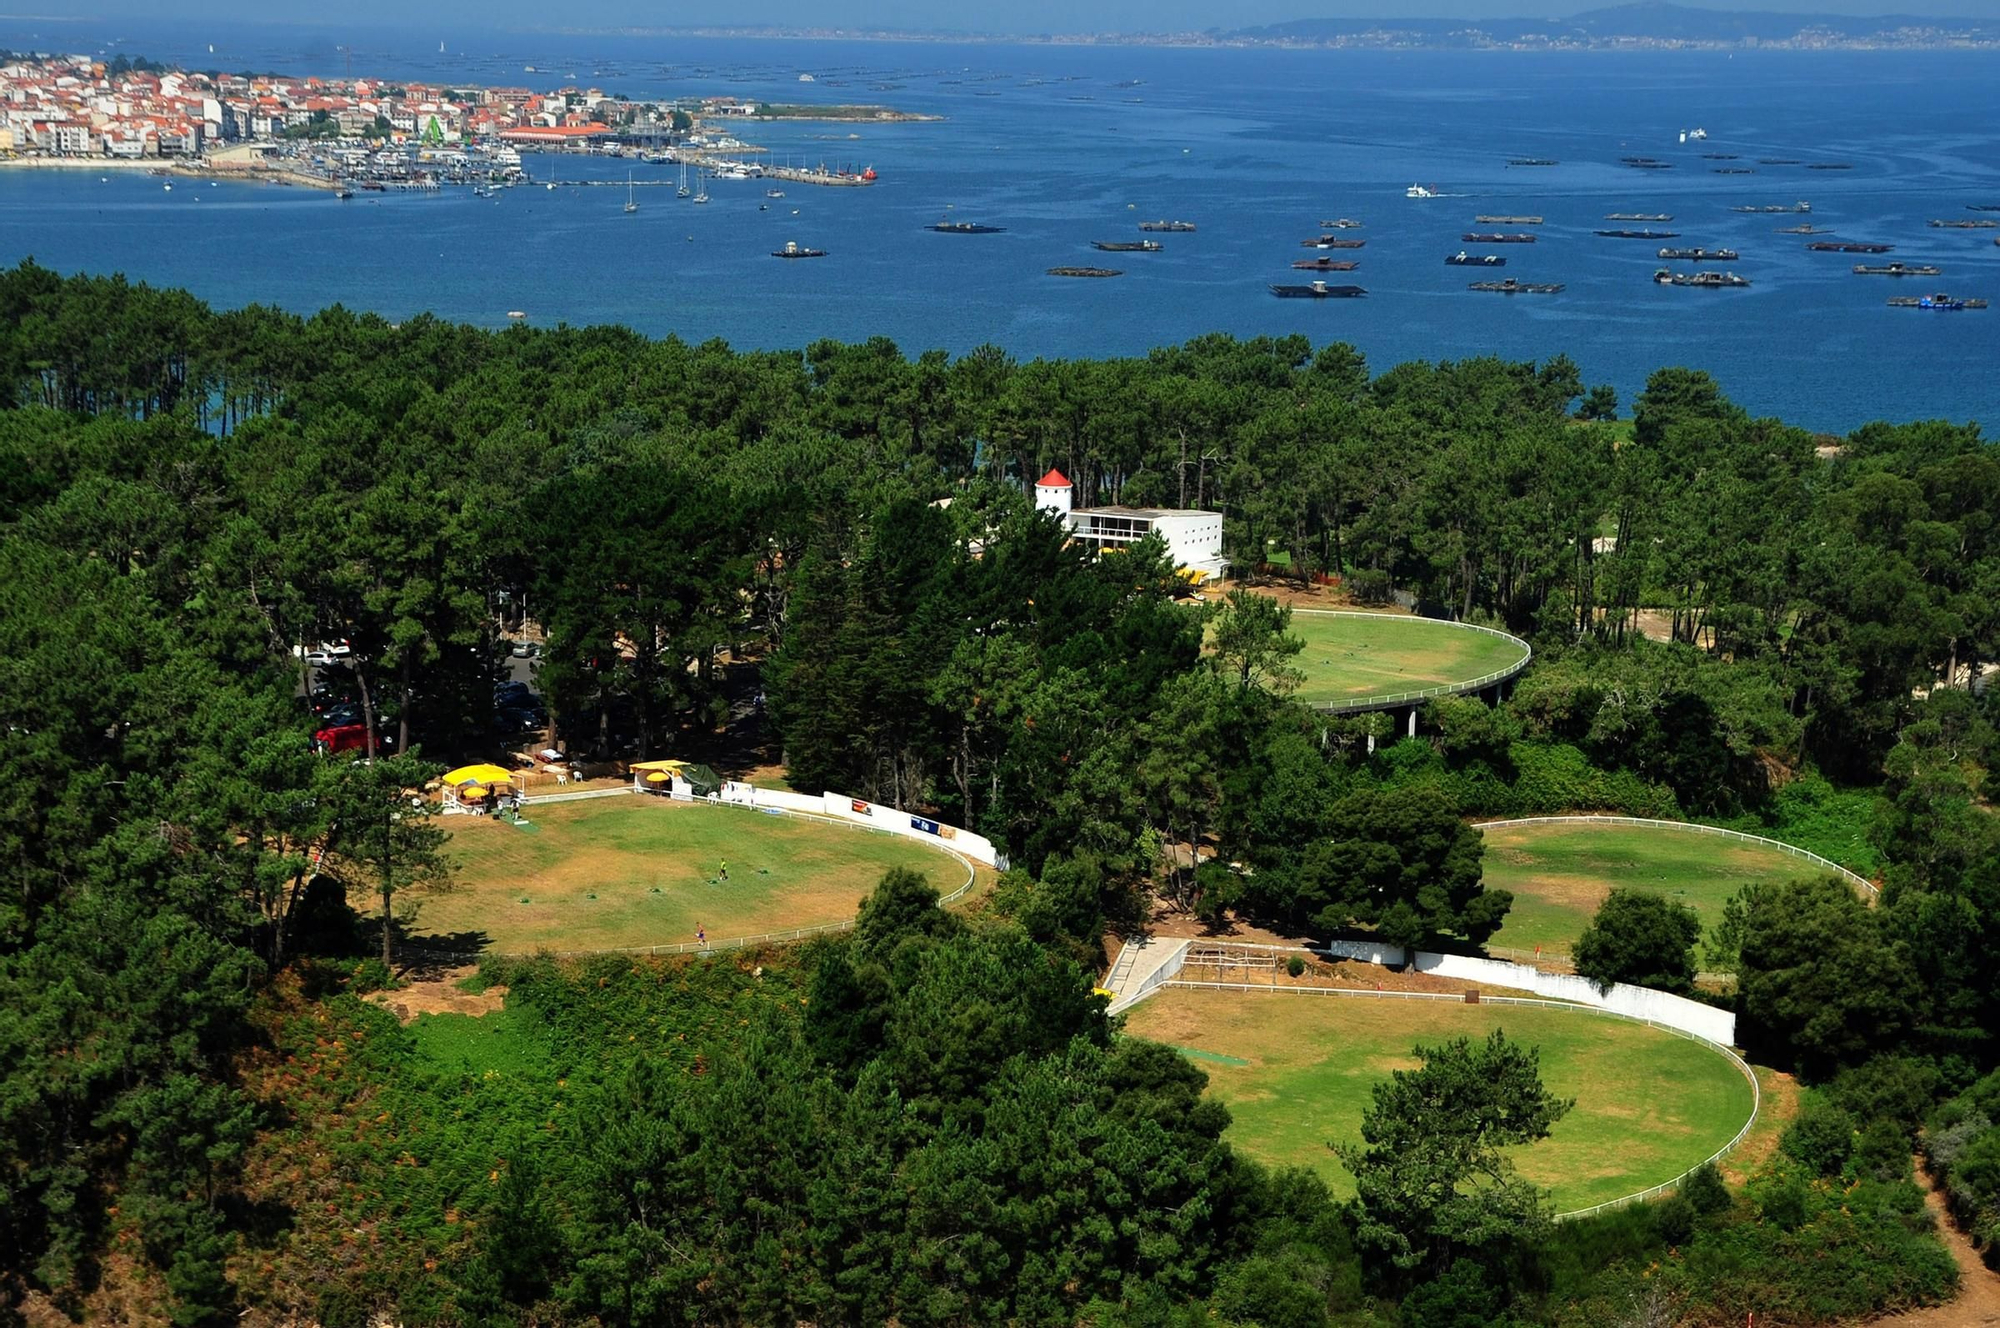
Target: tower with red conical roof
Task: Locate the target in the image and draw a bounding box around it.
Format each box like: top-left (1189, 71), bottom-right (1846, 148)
top-left (1035, 467), bottom-right (1073, 519)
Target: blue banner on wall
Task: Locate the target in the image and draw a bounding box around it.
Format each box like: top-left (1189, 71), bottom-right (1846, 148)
top-left (910, 815), bottom-right (941, 836)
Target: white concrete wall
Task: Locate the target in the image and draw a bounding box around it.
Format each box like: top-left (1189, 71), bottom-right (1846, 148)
top-left (1155, 511), bottom-right (1225, 574)
top-left (1412, 952), bottom-right (1737, 1045)
top-left (716, 782), bottom-right (999, 867)
top-left (1323, 937), bottom-right (1409, 967)
top-left (816, 792), bottom-right (1000, 867)
top-left (1227, 938), bottom-right (1735, 1046)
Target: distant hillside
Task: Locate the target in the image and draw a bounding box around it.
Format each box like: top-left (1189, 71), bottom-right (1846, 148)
top-left (1226, 2), bottom-right (1999, 47)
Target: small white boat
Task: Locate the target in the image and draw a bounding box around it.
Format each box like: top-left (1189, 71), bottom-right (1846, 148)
top-left (162, 182), bottom-right (172, 191)
top-left (1406, 183), bottom-right (1439, 199)
top-left (766, 188), bottom-right (785, 198)
top-left (624, 171), bottom-right (638, 214)
top-left (507, 310), bottom-right (526, 319)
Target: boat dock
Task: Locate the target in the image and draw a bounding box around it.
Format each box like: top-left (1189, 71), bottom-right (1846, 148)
top-left (1470, 279), bottom-right (1562, 294)
top-left (760, 163), bottom-right (876, 187)
top-left (660, 152), bottom-right (875, 188)
top-left (546, 178), bottom-right (685, 187)
top-left (1888, 294), bottom-right (1988, 309)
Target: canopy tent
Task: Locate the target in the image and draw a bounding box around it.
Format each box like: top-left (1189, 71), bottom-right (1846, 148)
top-left (443, 763), bottom-right (515, 788)
top-left (629, 759), bottom-right (721, 798)
top-left (632, 758), bottom-right (687, 795)
top-left (441, 763), bottom-right (516, 814)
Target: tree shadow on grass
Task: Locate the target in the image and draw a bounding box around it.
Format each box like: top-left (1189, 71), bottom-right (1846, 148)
top-left (388, 925), bottom-right (494, 980)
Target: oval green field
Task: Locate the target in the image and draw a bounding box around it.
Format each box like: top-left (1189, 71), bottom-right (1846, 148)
top-left (394, 797), bottom-right (969, 954)
top-left (1288, 609), bottom-right (1528, 708)
top-left (1479, 819), bottom-right (1835, 956)
top-left (1123, 988), bottom-right (1754, 1212)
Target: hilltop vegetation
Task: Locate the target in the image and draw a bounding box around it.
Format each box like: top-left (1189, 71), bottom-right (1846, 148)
top-left (0, 261), bottom-right (1996, 1323)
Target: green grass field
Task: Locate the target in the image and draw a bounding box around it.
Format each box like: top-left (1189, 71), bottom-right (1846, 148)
top-left (1480, 819), bottom-right (1828, 955)
top-left (401, 797), bottom-right (967, 954)
top-left (1124, 989), bottom-right (1754, 1211)
top-left (1287, 610), bottom-right (1527, 707)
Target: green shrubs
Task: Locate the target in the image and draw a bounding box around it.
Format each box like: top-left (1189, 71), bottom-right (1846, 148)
top-left (1572, 889), bottom-right (1702, 993)
top-left (1362, 738), bottom-right (1682, 821)
top-left (1504, 742), bottom-right (1682, 820)
top-left (346, 956), bottom-right (396, 993)
top-left (1544, 1154), bottom-right (1956, 1326)
top-left (1924, 1068), bottom-right (2000, 1259)
top-left (1680, 1162), bottom-right (1731, 1215)
top-left (1210, 1253), bottom-right (1333, 1328)
top-left (1400, 1260), bottom-right (1509, 1328)
top-left (1780, 1097), bottom-right (1859, 1176)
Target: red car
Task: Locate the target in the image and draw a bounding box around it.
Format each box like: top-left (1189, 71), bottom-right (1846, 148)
top-left (314, 724), bottom-right (391, 755)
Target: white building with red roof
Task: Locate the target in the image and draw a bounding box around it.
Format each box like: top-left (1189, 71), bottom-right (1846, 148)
top-left (1034, 468), bottom-right (1225, 579)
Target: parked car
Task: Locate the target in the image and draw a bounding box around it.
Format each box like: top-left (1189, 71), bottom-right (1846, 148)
top-left (314, 723), bottom-right (392, 755)
top-left (302, 649), bottom-right (334, 668)
top-left (495, 704), bottom-right (547, 734)
top-left (510, 639), bottom-right (542, 659)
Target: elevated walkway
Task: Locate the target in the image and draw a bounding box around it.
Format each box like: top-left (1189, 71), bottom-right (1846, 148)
top-left (1101, 936), bottom-right (1192, 1014)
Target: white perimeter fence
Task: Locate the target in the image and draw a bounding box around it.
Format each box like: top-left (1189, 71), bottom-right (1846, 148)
top-left (1290, 610), bottom-right (1533, 714)
top-left (1475, 814), bottom-right (1876, 899)
top-left (714, 783), bottom-right (1002, 868)
top-left (404, 789), bottom-right (981, 964)
top-left (1169, 935), bottom-right (1737, 1046)
top-left (1149, 977), bottom-right (1761, 1222)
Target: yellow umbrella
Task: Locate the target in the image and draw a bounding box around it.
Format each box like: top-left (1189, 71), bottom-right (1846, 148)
top-left (443, 763), bottom-right (514, 787)
top-left (645, 771), bottom-right (671, 784)
top-left (460, 783), bottom-right (488, 799)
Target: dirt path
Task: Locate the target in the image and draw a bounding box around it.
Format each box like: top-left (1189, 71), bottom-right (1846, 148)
top-left (366, 966), bottom-right (506, 1024)
top-left (1878, 1166), bottom-right (2000, 1326)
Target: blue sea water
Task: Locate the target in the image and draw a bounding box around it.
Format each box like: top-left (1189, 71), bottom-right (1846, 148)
top-left (3, 21), bottom-right (1998, 432)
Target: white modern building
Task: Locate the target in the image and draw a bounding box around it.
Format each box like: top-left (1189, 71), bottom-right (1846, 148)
top-left (1035, 469), bottom-right (1227, 581)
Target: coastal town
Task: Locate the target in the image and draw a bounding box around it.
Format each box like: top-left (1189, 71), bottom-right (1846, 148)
top-left (0, 51), bottom-right (910, 187)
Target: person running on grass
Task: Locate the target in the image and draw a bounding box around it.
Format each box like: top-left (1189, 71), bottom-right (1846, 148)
top-left (719, 859), bottom-right (729, 882)
top-left (696, 924), bottom-right (706, 948)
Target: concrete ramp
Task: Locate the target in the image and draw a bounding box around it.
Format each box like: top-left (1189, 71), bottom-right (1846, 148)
top-left (1102, 937), bottom-right (1191, 1015)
